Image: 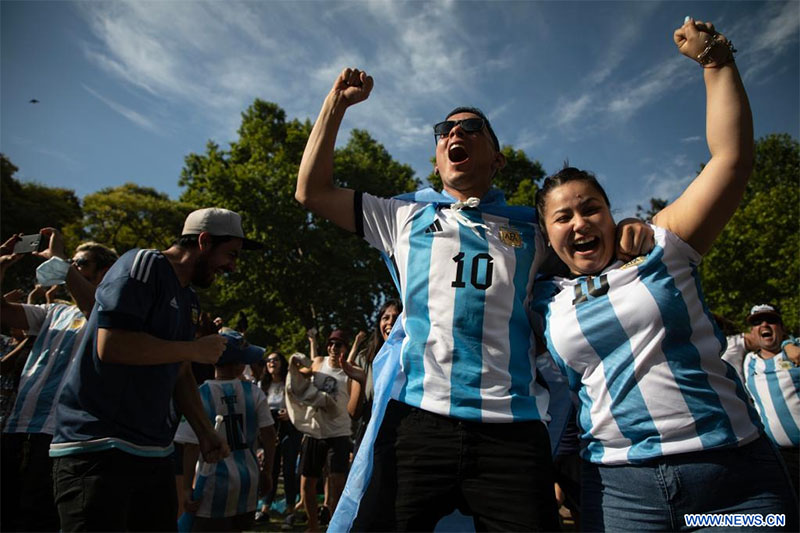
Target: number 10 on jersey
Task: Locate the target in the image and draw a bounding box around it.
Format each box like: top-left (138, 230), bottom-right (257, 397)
top-left (452, 252), bottom-right (494, 291)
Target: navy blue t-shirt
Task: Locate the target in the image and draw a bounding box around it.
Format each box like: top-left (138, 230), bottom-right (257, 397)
top-left (51, 249), bottom-right (200, 457)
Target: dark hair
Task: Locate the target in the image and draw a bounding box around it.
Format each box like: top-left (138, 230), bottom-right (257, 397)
top-left (364, 299), bottom-right (403, 364)
top-left (446, 106), bottom-right (500, 151)
top-left (75, 242), bottom-right (119, 270)
top-left (535, 166), bottom-right (611, 233)
top-left (261, 352), bottom-right (288, 390)
top-left (176, 234), bottom-right (236, 249)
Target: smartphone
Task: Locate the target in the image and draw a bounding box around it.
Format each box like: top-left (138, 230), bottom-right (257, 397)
top-left (12, 233), bottom-right (46, 254)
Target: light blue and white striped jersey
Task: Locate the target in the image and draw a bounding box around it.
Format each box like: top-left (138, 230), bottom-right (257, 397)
top-left (744, 345), bottom-right (800, 448)
top-left (174, 379), bottom-right (273, 518)
top-left (532, 225), bottom-right (762, 465)
top-left (358, 189), bottom-right (550, 423)
top-left (4, 303), bottom-right (87, 436)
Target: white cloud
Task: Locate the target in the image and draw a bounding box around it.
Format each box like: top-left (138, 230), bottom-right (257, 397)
top-left (681, 135), bottom-right (703, 143)
top-left (606, 57), bottom-right (688, 119)
top-left (730, 1), bottom-right (800, 82)
top-left (82, 84), bottom-right (159, 132)
top-left (554, 94), bottom-right (592, 128)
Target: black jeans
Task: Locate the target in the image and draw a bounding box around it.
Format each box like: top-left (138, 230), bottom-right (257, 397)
top-left (1, 432), bottom-right (59, 532)
top-left (352, 400), bottom-right (560, 532)
top-left (53, 449), bottom-right (177, 532)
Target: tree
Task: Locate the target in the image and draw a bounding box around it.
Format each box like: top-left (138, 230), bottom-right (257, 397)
top-left (179, 100), bottom-right (419, 353)
top-left (1, 154), bottom-right (82, 291)
top-left (63, 183), bottom-right (195, 255)
top-left (427, 146), bottom-right (546, 206)
top-left (635, 197), bottom-right (668, 222)
top-left (700, 134), bottom-right (799, 333)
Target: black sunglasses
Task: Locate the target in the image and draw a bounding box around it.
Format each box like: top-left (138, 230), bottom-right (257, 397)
top-left (69, 258), bottom-right (92, 268)
top-left (433, 118), bottom-right (485, 143)
top-left (748, 315), bottom-right (781, 326)
top-left (328, 340), bottom-right (345, 348)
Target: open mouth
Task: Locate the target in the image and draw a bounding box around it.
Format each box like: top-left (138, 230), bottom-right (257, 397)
top-left (448, 143), bottom-right (468, 163)
top-left (572, 236), bottom-right (599, 253)
top-left (759, 328), bottom-right (774, 340)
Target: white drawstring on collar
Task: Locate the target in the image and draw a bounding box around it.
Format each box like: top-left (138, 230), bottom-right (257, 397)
top-left (443, 197), bottom-right (488, 238)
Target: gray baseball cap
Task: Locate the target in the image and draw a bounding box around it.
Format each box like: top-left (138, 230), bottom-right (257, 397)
top-left (182, 207), bottom-right (262, 250)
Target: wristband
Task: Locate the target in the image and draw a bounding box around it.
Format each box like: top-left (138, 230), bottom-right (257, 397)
top-left (780, 338), bottom-right (799, 350)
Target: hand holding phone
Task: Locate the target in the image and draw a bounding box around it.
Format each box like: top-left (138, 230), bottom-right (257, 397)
top-left (12, 234), bottom-right (46, 254)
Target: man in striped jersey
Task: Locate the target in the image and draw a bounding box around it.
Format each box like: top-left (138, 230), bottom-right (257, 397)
top-left (176, 328), bottom-right (276, 532)
top-left (0, 229), bottom-right (117, 532)
top-left (742, 304), bottom-right (799, 495)
top-left (50, 207), bottom-right (261, 531)
top-left (296, 68), bottom-right (652, 531)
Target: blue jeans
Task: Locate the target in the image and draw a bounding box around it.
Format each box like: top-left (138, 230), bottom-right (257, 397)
top-left (582, 436), bottom-right (798, 531)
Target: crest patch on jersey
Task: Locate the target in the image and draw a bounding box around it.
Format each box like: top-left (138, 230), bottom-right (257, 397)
top-left (499, 226), bottom-right (523, 248)
top-left (619, 256), bottom-right (646, 270)
top-left (69, 317), bottom-right (86, 330)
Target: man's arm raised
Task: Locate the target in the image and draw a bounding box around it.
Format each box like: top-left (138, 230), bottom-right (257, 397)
top-left (296, 68), bottom-right (374, 233)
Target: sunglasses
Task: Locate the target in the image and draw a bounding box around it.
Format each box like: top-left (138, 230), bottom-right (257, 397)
top-left (748, 315), bottom-right (781, 326)
top-left (266, 358), bottom-right (281, 364)
top-left (433, 118), bottom-right (486, 143)
top-left (328, 341), bottom-right (345, 348)
top-left (69, 257), bottom-right (92, 268)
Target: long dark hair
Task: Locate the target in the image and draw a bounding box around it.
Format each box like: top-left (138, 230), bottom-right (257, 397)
top-left (261, 352), bottom-right (288, 389)
top-left (364, 299), bottom-right (403, 364)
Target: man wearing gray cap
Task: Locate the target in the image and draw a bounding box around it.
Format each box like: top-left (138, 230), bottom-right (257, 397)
top-left (51, 207), bottom-right (262, 531)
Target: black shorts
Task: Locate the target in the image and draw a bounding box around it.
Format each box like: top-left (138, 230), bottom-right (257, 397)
top-left (352, 400), bottom-right (559, 532)
top-left (299, 435), bottom-right (352, 477)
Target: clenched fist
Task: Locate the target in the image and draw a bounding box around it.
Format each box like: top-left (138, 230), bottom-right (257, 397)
top-left (330, 68), bottom-right (374, 109)
top-left (192, 334), bottom-right (227, 364)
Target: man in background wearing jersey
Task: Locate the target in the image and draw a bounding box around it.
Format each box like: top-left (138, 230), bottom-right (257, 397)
top-left (50, 207), bottom-right (261, 531)
top-left (296, 68), bottom-right (654, 531)
top-left (741, 304), bottom-right (799, 496)
top-left (0, 229), bottom-right (117, 532)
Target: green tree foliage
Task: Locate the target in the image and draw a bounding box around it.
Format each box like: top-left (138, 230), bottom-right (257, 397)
top-left (427, 146), bottom-right (546, 206)
top-left (635, 197), bottom-right (668, 222)
top-left (63, 183), bottom-right (196, 254)
top-left (1, 154), bottom-right (82, 290)
top-left (700, 134), bottom-right (799, 333)
top-left (179, 100), bottom-right (419, 353)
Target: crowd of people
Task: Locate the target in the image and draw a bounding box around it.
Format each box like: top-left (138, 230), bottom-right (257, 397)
top-left (0, 16), bottom-right (797, 533)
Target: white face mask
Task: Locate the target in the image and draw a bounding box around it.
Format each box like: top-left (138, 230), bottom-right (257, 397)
top-left (35, 256), bottom-right (70, 286)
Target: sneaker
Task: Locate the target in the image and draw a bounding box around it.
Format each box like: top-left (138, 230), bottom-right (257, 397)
top-left (318, 505), bottom-right (331, 525)
top-left (281, 513), bottom-right (296, 530)
top-left (254, 510), bottom-right (269, 523)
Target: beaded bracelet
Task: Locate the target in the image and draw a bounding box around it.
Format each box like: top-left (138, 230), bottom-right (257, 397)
top-left (697, 34), bottom-right (736, 68)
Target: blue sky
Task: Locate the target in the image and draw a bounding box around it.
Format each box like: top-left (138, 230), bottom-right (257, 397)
top-left (2, 1), bottom-right (798, 219)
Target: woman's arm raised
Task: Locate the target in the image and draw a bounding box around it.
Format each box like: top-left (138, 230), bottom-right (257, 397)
top-left (653, 18), bottom-right (753, 255)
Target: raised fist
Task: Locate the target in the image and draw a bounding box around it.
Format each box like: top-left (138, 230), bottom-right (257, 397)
top-left (331, 68), bottom-right (374, 108)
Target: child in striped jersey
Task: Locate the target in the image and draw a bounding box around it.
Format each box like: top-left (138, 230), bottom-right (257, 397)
top-left (532, 18), bottom-right (798, 531)
top-left (176, 328), bottom-right (276, 532)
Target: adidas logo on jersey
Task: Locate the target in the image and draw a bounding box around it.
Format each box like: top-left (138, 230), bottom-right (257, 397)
top-left (169, 297), bottom-right (179, 309)
top-left (424, 219), bottom-right (443, 234)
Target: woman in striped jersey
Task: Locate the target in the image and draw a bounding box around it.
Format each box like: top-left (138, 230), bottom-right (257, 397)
top-left (532, 18), bottom-right (798, 531)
